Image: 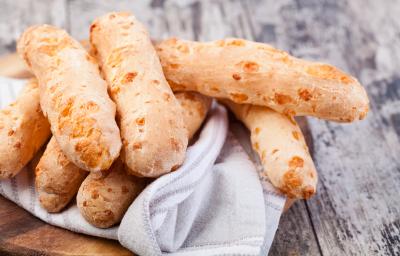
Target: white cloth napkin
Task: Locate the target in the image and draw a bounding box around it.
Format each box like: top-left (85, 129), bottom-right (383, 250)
top-left (0, 77), bottom-right (286, 256)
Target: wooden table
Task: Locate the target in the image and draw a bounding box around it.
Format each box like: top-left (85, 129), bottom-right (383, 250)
top-left (0, 0), bottom-right (399, 255)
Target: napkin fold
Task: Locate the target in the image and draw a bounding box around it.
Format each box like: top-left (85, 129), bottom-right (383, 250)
top-left (0, 77), bottom-right (285, 256)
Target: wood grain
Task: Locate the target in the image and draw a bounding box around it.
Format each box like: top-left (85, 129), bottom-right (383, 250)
top-left (270, 201), bottom-right (321, 256)
top-left (0, 0), bottom-right (68, 56)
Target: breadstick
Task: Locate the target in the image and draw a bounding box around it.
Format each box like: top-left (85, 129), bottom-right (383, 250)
top-left (175, 92), bottom-right (211, 140)
top-left (77, 91), bottom-right (210, 227)
top-left (33, 91), bottom-right (208, 215)
top-left (156, 38), bottom-right (369, 122)
top-left (35, 138), bottom-right (88, 212)
top-left (223, 100), bottom-right (317, 199)
top-left (17, 25), bottom-right (121, 172)
top-left (90, 12), bottom-right (187, 177)
top-left (0, 79), bottom-right (51, 179)
top-left (77, 160), bottom-right (146, 228)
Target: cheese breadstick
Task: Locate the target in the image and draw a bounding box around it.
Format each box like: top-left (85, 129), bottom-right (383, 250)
top-left (0, 79), bottom-right (51, 179)
top-left (77, 91), bottom-right (211, 227)
top-left (175, 92), bottom-right (211, 140)
top-left (35, 90), bottom-right (209, 214)
top-left (156, 38), bottom-right (369, 123)
top-left (77, 159), bottom-right (146, 228)
top-left (35, 138), bottom-right (87, 212)
top-left (223, 101), bottom-right (317, 199)
top-left (90, 12), bottom-right (187, 177)
top-left (17, 25), bottom-right (121, 172)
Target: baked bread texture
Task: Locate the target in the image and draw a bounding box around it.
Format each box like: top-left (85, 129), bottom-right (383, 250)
top-left (35, 90), bottom-right (210, 213)
top-left (90, 12), bottom-right (188, 177)
top-left (175, 92), bottom-right (211, 140)
top-left (35, 137), bottom-right (88, 212)
top-left (156, 38), bottom-right (369, 122)
top-left (0, 79), bottom-right (51, 179)
top-left (76, 91), bottom-right (211, 227)
top-left (17, 25), bottom-right (121, 172)
top-left (223, 100), bottom-right (317, 199)
top-left (77, 160), bottom-right (146, 228)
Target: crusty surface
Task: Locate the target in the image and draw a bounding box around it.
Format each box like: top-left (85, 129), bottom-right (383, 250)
top-left (29, 87), bottom-right (206, 215)
top-left (156, 38), bottom-right (369, 122)
top-left (35, 137), bottom-right (88, 212)
top-left (90, 12), bottom-right (187, 177)
top-left (17, 25), bottom-right (122, 172)
top-left (75, 92), bottom-right (208, 227)
top-left (175, 92), bottom-right (211, 140)
top-left (77, 160), bottom-right (146, 228)
top-left (224, 100), bottom-right (318, 199)
top-left (0, 79), bottom-right (51, 179)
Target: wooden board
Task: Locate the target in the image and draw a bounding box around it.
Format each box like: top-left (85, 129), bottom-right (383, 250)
top-left (0, 0), bottom-right (399, 255)
top-left (0, 196), bottom-right (132, 256)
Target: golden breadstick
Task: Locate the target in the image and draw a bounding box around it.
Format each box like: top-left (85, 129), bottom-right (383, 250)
top-left (17, 25), bottom-right (121, 172)
top-left (175, 92), bottom-right (211, 140)
top-left (0, 79), bottom-right (50, 179)
top-left (90, 12), bottom-right (187, 177)
top-left (77, 91), bottom-right (210, 227)
top-left (35, 138), bottom-right (88, 212)
top-left (34, 89), bottom-right (209, 215)
top-left (34, 90), bottom-right (209, 214)
top-left (223, 100), bottom-right (317, 199)
top-left (77, 160), bottom-right (146, 228)
top-left (156, 38), bottom-right (369, 122)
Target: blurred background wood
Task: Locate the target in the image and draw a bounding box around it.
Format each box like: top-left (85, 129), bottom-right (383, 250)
top-left (0, 0), bottom-right (399, 255)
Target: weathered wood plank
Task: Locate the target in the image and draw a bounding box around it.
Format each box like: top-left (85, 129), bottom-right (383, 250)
top-left (270, 201), bottom-right (322, 256)
top-left (0, 0), bottom-right (68, 55)
top-left (68, 0), bottom-right (170, 41)
top-left (245, 0), bottom-right (400, 255)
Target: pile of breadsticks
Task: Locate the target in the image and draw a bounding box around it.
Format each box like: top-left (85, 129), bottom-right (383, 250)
top-left (0, 12), bottom-right (369, 228)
